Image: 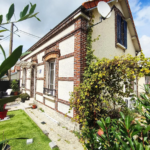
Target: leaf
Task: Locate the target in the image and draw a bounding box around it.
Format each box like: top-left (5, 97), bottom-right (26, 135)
top-left (21, 5), bottom-right (29, 18)
top-left (125, 116), bottom-right (130, 130)
top-left (0, 44), bottom-right (6, 59)
top-left (35, 16), bottom-right (41, 21)
top-left (0, 29), bottom-right (7, 33)
top-left (20, 11), bottom-right (23, 18)
top-left (120, 112), bottom-right (125, 120)
top-left (6, 4), bottom-right (14, 21)
top-left (0, 45), bottom-right (22, 78)
top-left (143, 125), bottom-right (150, 134)
top-left (105, 117), bottom-right (110, 124)
top-left (29, 4), bottom-right (36, 15)
top-left (97, 120), bottom-right (105, 130)
top-left (126, 136), bottom-right (135, 150)
top-left (0, 15), bottom-right (3, 24)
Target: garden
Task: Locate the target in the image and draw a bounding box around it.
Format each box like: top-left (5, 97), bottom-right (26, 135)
top-left (0, 110), bottom-right (59, 150)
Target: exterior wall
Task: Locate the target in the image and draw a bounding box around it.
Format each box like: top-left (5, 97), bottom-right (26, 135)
top-left (59, 57), bottom-right (74, 77)
top-left (138, 77), bottom-right (145, 94)
top-left (92, 2), bottom-right (136, 59)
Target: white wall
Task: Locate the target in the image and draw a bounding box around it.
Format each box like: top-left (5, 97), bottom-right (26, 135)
top-left (36, 94), bottom-right (43, 103)
top-left (59, 36), bottom-right (74, 56)
top-left (58, 81), bottom-right (74, 101)
top-left (26, 80), bottom-right (31, 89)
top-left (37, 65), bottom-right (44, 78)
top-left (22, 24), bottom-right (75, 61)
top-left (59, 57), bottom-right (74, 77)
top-left (37, 52), bottom-right (45, 64)
top-left (138, 77), bottom-right (145, 94)
top-left (20, 80), bottom-right (22, 87)
top-left (27, 69), bottom-right (31, 78)
top-left (36, 80), bottom-right (44, 93)
top-left (92, 2), bottom-right (136, 59)
top-left (58, 102), bottom-right (73, 117)
top-left (20, 71), bottom-right (23, 78)
top-left (45, 99), bottom-right (55, 108)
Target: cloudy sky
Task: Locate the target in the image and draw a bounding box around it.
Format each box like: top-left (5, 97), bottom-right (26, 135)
top-left (0, 0), bottom-right (150, 65)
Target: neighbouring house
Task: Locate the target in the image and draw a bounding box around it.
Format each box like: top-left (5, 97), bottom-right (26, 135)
top-left (16, 0), bottom-right (145, 129)
top-left (1, 66), bottom-right (20, 81)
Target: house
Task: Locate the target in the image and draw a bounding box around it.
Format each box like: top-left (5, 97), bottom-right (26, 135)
top-left (17, 0), bottom-right (145, 129)
top-left (1, 66), bottom-right (20, 81)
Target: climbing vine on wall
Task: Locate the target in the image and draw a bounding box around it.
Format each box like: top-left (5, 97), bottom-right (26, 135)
top-left (69, 16), bottom-right (150, 149)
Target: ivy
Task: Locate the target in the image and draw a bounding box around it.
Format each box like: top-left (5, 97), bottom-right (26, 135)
top-left (69, 16), bottom-right (150, 149)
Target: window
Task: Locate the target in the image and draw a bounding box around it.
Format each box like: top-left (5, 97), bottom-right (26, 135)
top-left (45, 59), bottom-right (56, 96)
top-left (117, 14), bottom-right (127, 49)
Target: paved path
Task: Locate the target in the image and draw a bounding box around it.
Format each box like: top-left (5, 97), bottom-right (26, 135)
top-left (6, 99), bottom-right (84, 150)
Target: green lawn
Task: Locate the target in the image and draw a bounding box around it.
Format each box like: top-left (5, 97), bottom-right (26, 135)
top-left (0, 110), bottom-right (59, 150)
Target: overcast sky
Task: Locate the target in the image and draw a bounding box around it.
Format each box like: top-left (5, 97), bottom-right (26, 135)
top-left (0, 0), bottom-right (150, 65)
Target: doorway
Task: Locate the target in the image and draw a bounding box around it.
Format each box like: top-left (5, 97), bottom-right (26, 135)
top-left (31, 66), bottom-right (36, 98)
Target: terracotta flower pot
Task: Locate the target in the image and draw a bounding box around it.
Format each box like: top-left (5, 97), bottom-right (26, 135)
top-left (97, 129), bottom-right (104, 136)
top-left (0, 109), bottom-right (8, 119)
top-left (32, 105), bottom-right (37, 109)
top-left (3, 104), bottom-right (6, 110)
top-left (14, 92), bottom-right (18, 95)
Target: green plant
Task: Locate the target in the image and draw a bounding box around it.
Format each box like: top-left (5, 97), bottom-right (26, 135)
top-left (39, 108), bottom-right (44, 112)
top-left (97, 112), bottom-right (150, 150)
top-left (11, 80), bottom-right (19, 92)
top-left (19, 93), bottom-right (29, 99)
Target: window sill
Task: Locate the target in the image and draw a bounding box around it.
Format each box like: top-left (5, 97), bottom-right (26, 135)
top-left (117, 43), bottom-right (126, 50)
top-left (43, 94), bottom-right (55, 101)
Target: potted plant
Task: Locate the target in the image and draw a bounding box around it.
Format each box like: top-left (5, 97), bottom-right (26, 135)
top-left (32, 104), bottom-right (37, 109)
top-left (19, 93), bottom-right (30, 103)
top-left (11, 80), bottom-right (19, 95)
top-left (0, 104), bottom-right (8, 120)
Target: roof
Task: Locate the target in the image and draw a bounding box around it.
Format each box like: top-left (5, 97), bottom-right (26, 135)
top-left (82, 0), bottom-right (141, 52)
top-left (21, 6), bottom-right (84, 60)
top-left (82, 0), bottom-right (110, 9)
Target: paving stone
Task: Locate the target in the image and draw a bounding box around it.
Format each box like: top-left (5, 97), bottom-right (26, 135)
top-left (49, 141), bottom-right (57, 149)
top-left (26, 139), bottom-right (33, 145)
top-left (43, 130), bottom-right (49, 136)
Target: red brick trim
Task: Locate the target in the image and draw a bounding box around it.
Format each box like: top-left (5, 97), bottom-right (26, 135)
top-left (58, 99), bottom-right (70, 105)
top-left (36, 92), bottom-right (43, 96)
top-left (58, 53), bottom-right (74, 60)
top-left (26, 89), bottom-right (30, 91)
top-left (58, 77), bottom-right (74, 81)
top-left (35, 100), bottom-right (44, 105)
top-left (43, 49), bottom-right (60, 61)
top-left (27, 78), bottom-right (31, 80)
top-left (37, 78), bottom-right (44, 80)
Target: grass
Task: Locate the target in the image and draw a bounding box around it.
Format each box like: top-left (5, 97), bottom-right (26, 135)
top-left (0, 110), bottom-right (59, 150)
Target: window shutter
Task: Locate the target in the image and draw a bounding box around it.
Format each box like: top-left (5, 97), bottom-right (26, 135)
top-left (117, 14), bottom-right (122, 44)
top-left (124, 20), bottom-right (127, 49)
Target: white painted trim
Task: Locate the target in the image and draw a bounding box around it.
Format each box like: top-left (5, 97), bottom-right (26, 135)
top-left (74, 12), bottom-right (90, 20)
top-left (43, 94), bottom-right (55, 101)
top-left (117, 43), bottom-right (126, 50)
